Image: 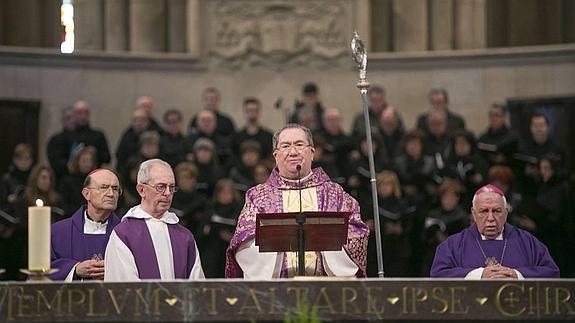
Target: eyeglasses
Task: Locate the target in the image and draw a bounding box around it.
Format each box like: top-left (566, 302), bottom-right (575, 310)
top-left (142, 183), bottom-right (178, 194)
top-left (88, 184), bottom-right (123, 195)
top-left (276, 142), bottom-right (311, 152)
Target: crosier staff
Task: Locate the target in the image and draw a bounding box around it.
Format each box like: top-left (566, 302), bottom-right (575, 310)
top-left (351, 31), bottom-right (384, 278)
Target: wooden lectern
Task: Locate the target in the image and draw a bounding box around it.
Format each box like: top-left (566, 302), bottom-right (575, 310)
top-left (255, 211), bottom-right (350, 253)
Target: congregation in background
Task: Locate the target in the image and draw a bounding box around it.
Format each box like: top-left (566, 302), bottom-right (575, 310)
top-left (0, 83), bottom-right (573, 280)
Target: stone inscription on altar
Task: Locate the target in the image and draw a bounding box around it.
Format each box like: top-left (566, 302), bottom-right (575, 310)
top-left (204, 0), bottom-right (352, 69)
top-left (0, 280), bottom-right (574, 322)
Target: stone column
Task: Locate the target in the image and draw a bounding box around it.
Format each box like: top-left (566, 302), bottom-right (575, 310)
top-left (105, 0), bottom-right (129, 51)
top-left (430, 0), bottom-right (454, 50)
top-left (167, 0), bottom-right (186, 52)
top-left (3, 0), bottom-right (43, 47)
top-left (74, 0), bottom-right (105, 50)
top-left (455, 0), bottom-right (486, 49)
top-left (185, 0), bottom-right (201, 56)
top-left (370, 0), bottom-right (392, 52)
top-left (392, 0), bottom-right (428, 51)
top-left (130, 0), bottom-right (167, 52)
top-left (355, 0), bottom-right (372, 51)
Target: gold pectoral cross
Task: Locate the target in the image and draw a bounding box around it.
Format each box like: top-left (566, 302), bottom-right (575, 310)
top-left (485, 257), bottom-right (499, 267)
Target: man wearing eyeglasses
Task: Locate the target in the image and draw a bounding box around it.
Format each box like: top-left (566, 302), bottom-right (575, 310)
top-left (50, 168), bottom-right (122, 281)
top-left (226, 124), bottom-right (369, 278)
top-left (430, 184), bottom-right (559, 279)
top-left (104, 159), bottom-right (205, 280)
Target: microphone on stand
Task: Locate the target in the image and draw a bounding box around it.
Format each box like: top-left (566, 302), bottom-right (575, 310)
top-left (295, 164), bottom-right (305, 276)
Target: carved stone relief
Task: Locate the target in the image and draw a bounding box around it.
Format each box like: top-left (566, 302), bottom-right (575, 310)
top-left (204, 0), bottom-right (352, 69)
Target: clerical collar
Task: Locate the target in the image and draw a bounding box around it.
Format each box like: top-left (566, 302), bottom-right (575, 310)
top-left (123, 205), bottom-right (179, 224)
top-left (83, 210), bottom-right (108, 234)
top-left (280, 171), bottom-right (313, 183)
top-left (479, 227), bottom-right (504, 240)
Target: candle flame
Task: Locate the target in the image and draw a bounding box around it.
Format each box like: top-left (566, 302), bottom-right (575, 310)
top-left (35, 199), bottom-right (44, 207)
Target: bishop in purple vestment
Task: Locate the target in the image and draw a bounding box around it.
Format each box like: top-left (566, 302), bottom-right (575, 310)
top-left (50, 169), bottom-right (121, 281)
top-left (226, 124), bottom-right (369, 278)
top-left (430, 184), bottom-right (559, 278)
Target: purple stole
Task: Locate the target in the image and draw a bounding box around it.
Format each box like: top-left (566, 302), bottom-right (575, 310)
top-left (113, 217), bottom-right (197, 279)
top-left (50, 206), bottom-right (120, 280)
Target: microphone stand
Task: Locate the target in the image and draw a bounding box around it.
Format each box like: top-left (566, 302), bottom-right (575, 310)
top-left (295, 165), bottom-right (306, 276)
top-left (351, 32), bottom-right (385, 278)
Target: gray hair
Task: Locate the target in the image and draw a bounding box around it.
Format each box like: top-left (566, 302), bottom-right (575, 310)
top-left (272, 123), bottom-right (314, 150)
top-left (137, 159), bottom-right (172, 184)
top-left (471, 190), bottom-right (508, 210)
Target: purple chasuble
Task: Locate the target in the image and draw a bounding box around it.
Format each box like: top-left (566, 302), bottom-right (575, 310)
top-left (50, 205), bottom-right (120, 280)
top-left (225, 167), bottom-right (369, 278)
top-left (430, 223), bottom-right (560, 278)
top-left (113, 217), bottom-right (197, 279)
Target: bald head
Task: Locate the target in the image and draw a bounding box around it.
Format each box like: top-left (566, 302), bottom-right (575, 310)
top-left (82, 169), bottom-right (121, 221)
top-left (197, 109), bottom-right (217, 135)
top-left (136, 96), bottom-right (155, 117)
top-left (73, 100), bottom-right (90, 127)
top-left (322, 107), bottom-right (342, 135)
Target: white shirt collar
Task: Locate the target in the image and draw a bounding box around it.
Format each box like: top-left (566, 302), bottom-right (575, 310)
top-left (123, 205), bottom-right (179, 224)
top-left (83, 210), bottom-right (108, 234)
top-left (280, 171), bottom-right (313, 183)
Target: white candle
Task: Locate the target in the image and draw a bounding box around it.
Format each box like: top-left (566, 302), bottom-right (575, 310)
top-left (28, 199), bottom-right (51, 271)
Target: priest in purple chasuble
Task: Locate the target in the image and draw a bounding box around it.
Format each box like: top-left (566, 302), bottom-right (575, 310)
top-left (430, 184), bottom-right (559, 278)
top-left (50, 169), bottom-right (121, 281)
top-left (226, 124), bottom-right (369, 278)
top-left (105, 159), bottom-right (205, 281)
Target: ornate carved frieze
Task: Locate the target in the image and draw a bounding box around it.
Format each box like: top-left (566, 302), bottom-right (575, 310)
top-left (204, 0), bottom-right (352, 69)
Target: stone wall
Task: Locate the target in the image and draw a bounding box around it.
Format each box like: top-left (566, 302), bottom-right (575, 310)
top-left (0, 44), bottom-right (574, 165)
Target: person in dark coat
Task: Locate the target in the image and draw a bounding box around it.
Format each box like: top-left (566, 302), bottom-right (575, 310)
top-left (161, 109), bottom-right (186, 168)
top-left (47, 107), bottom-right (75, 182)
top-left (58, 146), bottom-right (98, 215)
top-left (202, 179), bottom-right (243, 278)
top-left (477, 103), bottom-right (518, 167)
top-left (71, 100), bottom-right (111, 167)
top-left (362, 171), bottom-right (414, 277)
top-left (416, 88), bottom-right (465, 135)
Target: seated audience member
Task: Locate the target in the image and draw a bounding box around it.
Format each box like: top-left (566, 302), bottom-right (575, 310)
top-left (416, 88), bottom-right (465, 135)
top-left (231, 97), bottom-right (273, 160)
top-left (311, 135), bottom-right (344, 184)
top-left (71, 100), bottom-right (111, 167)
top-left (534, 156), bottom-right (572, 276)
top-left (189, 138), bottom-right (224, 197)
top-left (1, 143), bottom-right (35, 216)
top-left (347, 133), bottom-right (386, 203)
top-left (185, 109), bottom-right (231, 168)
top-left (430, 184), bottom-right (560, 278)
top-left (394, 130), bottom-right (436, 205)
top-left (226, 124), bottom-right (369, 279)
top-left (477, 103), bottom-right (518, 167)
top-left (316, 107), bottom-right (353, 182)
top-left (171, 162), bottom-right (210, 236)
top-left (135, 95), bottom-right (164, 135)
top-left (516, 113), bottom-right (565, 197)
top-left (47, 107), bottom-right (75, 181)
top-left (116, 107), bottom-right (153, 180)
top-left (421, 179), bottom-right (469, 275)
top-left (202, 179), bottom-right (243, 278)
top-left (422, 109), bottom-right (452, 166)
top-left (378, 106), bottom-right (405, 164)
top-left (351, 85), bottom-right (389, 138)
top-left (161, 109), bottom-right (186, 167)
top-left (488, 166), bottom-right (534, 234)
top-left (229, 141), bottom-right (262, 192)
top-left (50, 169), bottom-right (122, 281)
top-left (116, 157), bottom-right (143, 215)
top-left (363, 171), bottom-right (413, 277)
top-left (17, 165), bottom-right (65, 221)
top-left (443, 130), bottom-right (489, 209)
top-left (139, 131), bottom-right (163, 160)
top-left (58, 146), bottom-right (98, 215)
top-left (105, 159), bottom-right (205, 281)
top-left (289, 82), bottom-right (325, 132)
top-left (189, 87), bottom-right (236, 139)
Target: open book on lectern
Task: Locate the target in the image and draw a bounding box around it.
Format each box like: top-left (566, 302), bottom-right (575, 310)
top-left (255, 211), bottom-right (350, 252)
